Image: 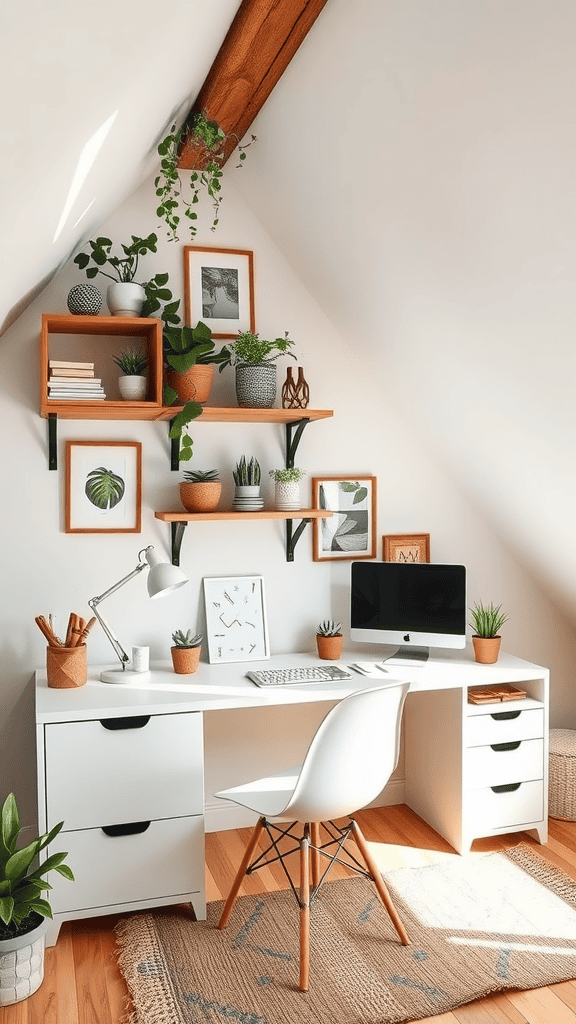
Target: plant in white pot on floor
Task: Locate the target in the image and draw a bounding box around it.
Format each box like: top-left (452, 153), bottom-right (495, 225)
top-left (232, 456), bottom-right (263, 510)
top-left (269, 467), bottom-right (306, 510)
top-left (217, 330), bottom-right (295, 409)
top-left (171, 630), bottom-right (202, 674)
top-left (0, 793), bottom-right (74, 1006)
top-left (113, 347), bottom-right (148, 400)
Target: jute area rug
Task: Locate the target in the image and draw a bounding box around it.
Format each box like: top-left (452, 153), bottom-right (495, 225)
top-left (115, 844), bottom-right (576, 1024)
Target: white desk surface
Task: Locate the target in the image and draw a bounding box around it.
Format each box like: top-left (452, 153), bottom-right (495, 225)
top-left (35, 645), bottom-right (548, 724)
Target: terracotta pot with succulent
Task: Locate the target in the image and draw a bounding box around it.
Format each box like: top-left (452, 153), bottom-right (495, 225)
top-left (180, 469), bottom-right (221, 513)
top-left (155, 112), bottom-right (256, 243)
top-left (218, 330), bottom-right (296, 409)
top-left (73, 233), bottom-right (168, 317)
top-left (0, 792), bottom-right (74, 1006)
top-left (269, 467), bottom-right (306, 510)
top-left (232, 455), bottom-right (263, 510)
top-left (113, 347), bottom-right (148, 400)
top-left (171, 630), bottom-right (202, 674)
top-left (316, 620), bottom-right (343, 661)
top-left (469, 601), bottom-right (509, 664)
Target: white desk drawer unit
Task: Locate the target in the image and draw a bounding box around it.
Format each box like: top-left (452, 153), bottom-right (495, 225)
top-left (39, 710), bottom-right (205, 945)
top-left (465, 698), bottom-right (545, 841)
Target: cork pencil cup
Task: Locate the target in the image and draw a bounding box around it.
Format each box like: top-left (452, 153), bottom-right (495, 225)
top-left (46, 644), bottom-right (87, 688)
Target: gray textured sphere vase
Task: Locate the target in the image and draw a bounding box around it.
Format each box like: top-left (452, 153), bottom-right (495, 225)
top-left (235, 363), bottom-right (277, 409)
top-left (67, 284), bottom-right (102, 316)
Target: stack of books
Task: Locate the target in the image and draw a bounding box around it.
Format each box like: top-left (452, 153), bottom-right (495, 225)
top-left (48, 360), bottom-right (106, 401)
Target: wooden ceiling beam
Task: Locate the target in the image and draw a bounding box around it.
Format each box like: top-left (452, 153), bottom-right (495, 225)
top-left (178, 0), bottom-right (330, 169)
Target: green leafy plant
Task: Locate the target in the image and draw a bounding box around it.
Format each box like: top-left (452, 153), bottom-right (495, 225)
top-left (74, 233), bottom-right (159, 284)
top-left (316, 620), bottom-right (343, 637)
top-left (85, 467), bottom-right (125, 509)
top-left (269, 467), bottom-right (305, 483)
top-left (218, 330), bottom-right (295, 370)
top-left (155, 113), bottom-right (256, 242)
top-left (182, 470), bottom-right (219, 482)
top-left (112, 347), bottom-right (147, 376)
top-left (0, 792), bottom-right (74, 940)
top-left (164, 321), bottom-right (226, 463)
top-left (233, 456), bottom-right (261, 487)
top-left (171, 630), bottom-right (202, 648)
top-left (468, 602), bottom-right (509, 638)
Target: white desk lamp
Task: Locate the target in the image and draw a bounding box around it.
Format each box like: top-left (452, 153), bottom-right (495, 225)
top-left (88, 545), bottom-right (188, 683)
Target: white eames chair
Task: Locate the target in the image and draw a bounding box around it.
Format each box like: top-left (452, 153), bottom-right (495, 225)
top-left (215, 682), bottom-right (411, 991)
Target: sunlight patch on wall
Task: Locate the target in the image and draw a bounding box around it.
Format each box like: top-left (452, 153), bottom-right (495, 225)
top-left (52, 111), bottom-right (118, 243)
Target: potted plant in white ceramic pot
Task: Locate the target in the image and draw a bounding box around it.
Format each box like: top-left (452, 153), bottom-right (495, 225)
top-left (73, 233), bottom-right (166, 316)
top-left (180, 469), bottom-right (221, 513)
top-left (269, 466), bottom-right (306, 510)
top-left (171, 630), bottom-right (203, 674)
top-left (469, 601), bottom-right (509, 664)
top-left (0, 793), bottom-right (74, 1006)
top-left (232, 456), bottom-right (263, 511)
top-left (112, 347), bottom-right (148, 400)
top-left (217, 330), bottom-right (295, 409)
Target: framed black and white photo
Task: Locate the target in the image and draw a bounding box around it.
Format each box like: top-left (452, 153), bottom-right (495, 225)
top-left (203, 575), bottom-right (269, 664)
top-left (183, 246), bottom-right (255, 338)
top-left (312, 476), bottom-right (377, 561)
top-left (65, 441), bottom-right (141, 533)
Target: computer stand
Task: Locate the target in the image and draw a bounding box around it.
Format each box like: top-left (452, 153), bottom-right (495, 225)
top-left (383, 646), bottom-right (430, 665)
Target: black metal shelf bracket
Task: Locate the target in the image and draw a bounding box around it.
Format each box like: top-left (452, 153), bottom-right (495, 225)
top-left (48, 414), bottom-right (58, 470)
top-left (170, 420), bottom-right (180, 471)
top-left (171, 521), bottom-right (188, 566)
top-left (285, 418), bottom-right (310, 469)
top-left (286, 518), bottom-right (312, 562)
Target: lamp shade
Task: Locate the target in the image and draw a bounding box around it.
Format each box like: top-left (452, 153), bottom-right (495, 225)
top-left (145, 548), bottom-right (188, 598)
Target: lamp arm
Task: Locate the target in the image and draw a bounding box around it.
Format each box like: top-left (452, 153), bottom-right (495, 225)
top-left (88, 557), bottom-right (148, 669)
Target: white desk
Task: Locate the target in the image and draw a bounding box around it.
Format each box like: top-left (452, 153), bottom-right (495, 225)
top-left (35, 645), bottom-right (549, 945)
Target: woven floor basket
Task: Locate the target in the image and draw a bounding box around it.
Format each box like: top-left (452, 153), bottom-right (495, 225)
top-left (549, 728), bottom-right (576, 820)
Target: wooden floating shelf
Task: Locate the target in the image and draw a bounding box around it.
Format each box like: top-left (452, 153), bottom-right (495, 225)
top-left (41, 403), bottom-right (333, 423)
top-left (155, 508), bottom-right (332, 523)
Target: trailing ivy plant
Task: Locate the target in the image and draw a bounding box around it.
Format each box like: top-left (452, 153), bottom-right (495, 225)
top-left (155, 112), bottom-right (256, 242)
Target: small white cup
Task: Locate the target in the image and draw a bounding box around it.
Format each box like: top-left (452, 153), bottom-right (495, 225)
top-left (132, 646), bottom-right (150, 673)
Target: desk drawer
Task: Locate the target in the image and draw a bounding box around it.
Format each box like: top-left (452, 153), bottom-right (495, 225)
top-left (469, 780), bottom-right (544, 831)
top-left (48, 815), bottom-right (204, 913)
top-left (45, 712), bottom-right (203, 829)
top-left (467, 738), bottom-right (543, 789)
top-left (467, 708), bottom-right (543, 747)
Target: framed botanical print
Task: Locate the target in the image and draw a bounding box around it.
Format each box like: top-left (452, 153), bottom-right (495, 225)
top-left (383, 534), bottom-right (430, 563)
top-left (65, 441), bottom-right (141, 533)
top-left (183, 246), bottom-right (255, 338)
top-left (312, 476), bottom-right (377, 561)
top-left (203, 575), bottom-right (270, 664)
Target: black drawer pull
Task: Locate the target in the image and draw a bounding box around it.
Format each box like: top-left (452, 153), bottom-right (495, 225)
top-left (491, 741), bottom-right (521, 752)
top-left (490, 710), bottom-right (521, 721)
top-left (101, 821), bottom-right (151, 837)
top-left (100, 716), bottom-right (151, 730)
top-left (491, 782), bottom-right (521, 794)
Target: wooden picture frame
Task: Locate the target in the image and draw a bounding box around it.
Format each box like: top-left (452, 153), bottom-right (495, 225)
top-left (203, 575), bottom-right (269, 664)
top-left (383, 533), bottom-right (430, 563)
top-left (183, 246), bottom-right (255, 338)
top-left (65, 441), bottom-right (142, 534)
top-left (312, 476), bottom-right (377, 561)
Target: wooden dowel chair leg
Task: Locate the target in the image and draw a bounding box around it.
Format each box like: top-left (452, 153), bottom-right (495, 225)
top-left (299, 826), bottom-right (310, 992)
top-left (218, 816), bottom-right (265, 930)
top-left (350, 820), bottom-right (410, 946)
top-left (310, 821), bottom-right (321, 889)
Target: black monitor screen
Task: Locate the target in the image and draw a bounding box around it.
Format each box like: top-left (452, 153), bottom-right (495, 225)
top-left (351, 562), bottom-right (466, 637)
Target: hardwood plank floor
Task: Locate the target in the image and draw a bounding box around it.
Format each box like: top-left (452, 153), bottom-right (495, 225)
top-left (1, 808), bottom-right (575, 1024)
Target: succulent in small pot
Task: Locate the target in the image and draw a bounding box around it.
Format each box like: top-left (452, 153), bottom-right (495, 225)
top-left (113, 347), bottom-right (148, 400)
top-left (171, 630), bottom-right (202, 674)
top-left (316, 620), bottom-right (343, 661)
top-left (180, 470), bottom-right (221, 513)
top-left (0, 792), bottom-right (74, 1005)
top-left (269, 466), bottom-right (305, 511)
top-left (469, 601), bottom-right (509, 664)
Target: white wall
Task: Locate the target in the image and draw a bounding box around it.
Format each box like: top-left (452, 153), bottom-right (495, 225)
top-left (2, 163), bottom-right (574, 830)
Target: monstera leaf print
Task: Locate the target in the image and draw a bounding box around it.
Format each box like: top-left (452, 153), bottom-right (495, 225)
top-left (85, 466), bottom-right (125, 509)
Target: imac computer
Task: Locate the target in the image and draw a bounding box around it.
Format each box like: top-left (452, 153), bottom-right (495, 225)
top-left (350, 561), bottom-right (467, 664)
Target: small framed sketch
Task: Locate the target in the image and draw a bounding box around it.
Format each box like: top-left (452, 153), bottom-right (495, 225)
top-left (183, 246), bottom-right (255, 338)
top-left (65, 441), bottom-right (141, 534)
top-left (203, 575), bottom-right (270, 664)
top-left (312, 476), bottom-right (377, 561)
top-left (383, 533), bottom-right (430, 563)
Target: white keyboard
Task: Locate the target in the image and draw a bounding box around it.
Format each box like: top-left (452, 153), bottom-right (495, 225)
top-left (246, 665), bottom-right (353, 687)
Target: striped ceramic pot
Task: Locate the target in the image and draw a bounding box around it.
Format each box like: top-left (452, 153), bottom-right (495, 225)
top-left (235, 363), bottom-right (277, 408)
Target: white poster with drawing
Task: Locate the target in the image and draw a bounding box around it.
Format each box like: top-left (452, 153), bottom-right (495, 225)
top-left (203, 576), bottom-right (270, 664)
